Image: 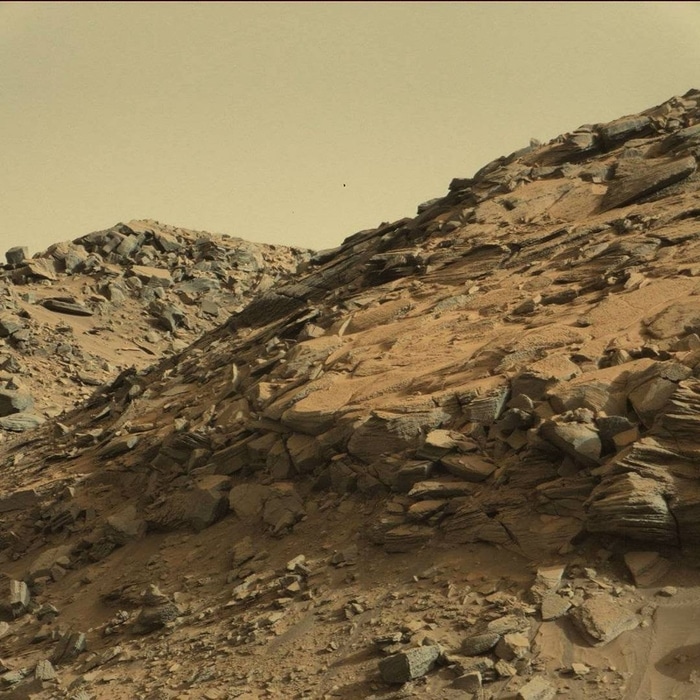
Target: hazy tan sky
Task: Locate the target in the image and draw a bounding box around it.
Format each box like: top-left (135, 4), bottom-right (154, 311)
top-left (2, 2), bottom-right (700, 254)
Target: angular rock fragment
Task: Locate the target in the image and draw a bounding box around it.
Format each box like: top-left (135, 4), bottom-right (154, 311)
top-left (453, 670), bottom-right (482, 692)
top-left (105, 505), bottom-right (148, 545)
top-left (51, 629), bottom-right (86, 664)
top-left (382, 524), bottom-right (435, 553)
top-left (540, 419), bottom-right (601, 467)
top-left (601, 155), bottom-right (696, 211)
top-left (34, 659), bottom-right (56, 681)
top-left (408, 479), bottom-right (476, 499)
top-left (5, 247), bottom-right (28, 265)
top-left (0, 391), bottom-right (34, 417)
top-left (586, 472), bottom-right (677, 543)
top-left (540, 593), bottom-right (572, 621)
top-left (439, 454), bottom-right (496, 482)
top-left (530, 564), bottom-right (566, 604)
top-left (461, 632), bottom-right (500, 656)
top-left (571, 596), bottom-right (639, 646)
top-left (624, 551), bottom-right (671, 587)
top-left (0, 579), bottom-right (29, 620)
top-left (0, 412), bottom-right (44, 432)
top-left (517, 676), bottom-right (556, 700)
top-left (495, 632), bottom-right (530, 661)
top-left (378, 645), bottom-right (441, 684)
top-left (27, 545), bottom-right (73, 582)
top-left (42, 297), bottom-right (93, 316)
top-left (133, 585), bottom-right (180, 634)
top-left (0, 489), bottom-right (38, 513)
top-left (599, 115), bottom-right (652, 147)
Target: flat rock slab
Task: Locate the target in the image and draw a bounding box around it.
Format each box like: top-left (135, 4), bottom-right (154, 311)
top-left (461, 632), bottom-right (500, 656)
top-left (517, 676), bottom-right (557, 700)
top-left (27, 545), bottom-right (73, 582)
top-left (42, 298), bottom-right (93, 316)
top-left (0, 390), bottom-right (34, 416)
top-left (0, 412), bottom-right (44, 432)
top-left (624, 551), bottom-right (671, 587)
top-left (540, 593), bottom-right (572, 621)
top-left (440, 454), bottom-right (496, 482)
top-left (379, 645), bottom-right (441, 683)
top-left (601, 155), bottom-right (696, 211)
top-left (0, 489), bottom-right (38, 513)
top-left (408, 480), bottom-right (477, 499)
top-left (570, 596), bottom-right (639, 646)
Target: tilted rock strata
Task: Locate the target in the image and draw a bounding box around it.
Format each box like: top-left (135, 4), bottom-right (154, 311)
top-left (0, 91), bottom-right (698, 697)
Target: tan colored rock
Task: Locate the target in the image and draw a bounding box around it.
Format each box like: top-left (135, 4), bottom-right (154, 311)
top-left (624, 551), bottom-right (671, 587)
top-left (571, 596), bottom-right (639, 646)
top-left (517, 676), bottom-right (556, 700)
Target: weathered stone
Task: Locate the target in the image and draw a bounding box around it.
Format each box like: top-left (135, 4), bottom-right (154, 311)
top-left (644, 300), bottom-right (700, 340)
top-left (628, 376), bottom-right (682, 428)
top-left (599, 115), bottom-right (652, 146)
top-left (229, 484), bottom-right (271, 520)
top-left (97, 435), bottom-right (140, 458)
top-left (348, 409), bottom-right (448, 463)
top-left (571, 596), bottom-right (639, 646)
top-left (540, 420), bottom-right (601, 467)
top-left (441, 499), bottom-right (511, 545)
top-left (51, 630), bottom-right (86, 664)
top-left (392, 461), bottom-right (434, 493)
top-left (0, 579), bottom-right (29, 620)
top-left (34, 659), bottom-right (55, 681)
top-left (105, 505), bottom-right (147, 545)
top-left (131, 265), bottom-right (173, 287)
top-left (439, 454), bottom-right (496, 482)
top-left (495, 659), bottom-right (518, 678)
top-left (530, 564), bottom-right (566, 604)
top-left (27, 545), bottom-right (73, 581)
top-left (133, 585), bottom-right (180, 634)
top-left (417, 430), bottom-right (477, 461)
top-left (0, 391), bottom-right (33, 417)
top-left (0, 489), bottom-right (38, 513)
top-left (408, 479), bottom-right (476, 499)
top-left (540, 593), bottom-right (572, 621)
top-left (495, 632), bottom-right (530, 661)
top-left (378, 645), bottom-right (441, 684)
top-left (586, 471), bottom-right (677, 544)
top-left (601, 155), bottom-right (696, 211)
top-left (406, 499), bottom-right (446, 522)
top-left (624, 551), bottom-right (671, 587)
top-left (453, 670), bottom-right (482, 692)
top-left (658, 585), bottom-right (678, 597)
top-left (0, 412), bottom-right (44, 432)
top-left (382, 524), bottom-right (435, 553)
top-left (596, 415), bottom-right (639, 453)
top-left (286, 433), bottom-right (326, 474)
top-left (262, 485), bottom-right (305, 534)
top-left (461, 632), bottom-right (500, 656)
top-left (42, 297), bottom-right (93, 316)
top-left (486, 615), bottom-right (530, 635)
top-left (148, 482), bottom-right (228, 533)
top-left (5, 247), bottom-right (28, 265)
top-left (517, 676), bottom-right (556, 700)
top-left (453, 655), bottom-right (496, 675)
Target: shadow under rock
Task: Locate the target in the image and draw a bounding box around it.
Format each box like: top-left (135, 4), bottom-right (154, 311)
top-left (655, 642), bottom-right (700, 682)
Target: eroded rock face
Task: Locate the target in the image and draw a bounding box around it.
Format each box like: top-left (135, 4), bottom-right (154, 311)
top-left (0, 219), bottom-right (310, 422)
top-left (0, 90), bottom-right (700, 698)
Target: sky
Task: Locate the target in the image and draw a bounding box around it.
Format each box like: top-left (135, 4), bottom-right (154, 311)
top-left (2, 2), bottom-right (700, 255)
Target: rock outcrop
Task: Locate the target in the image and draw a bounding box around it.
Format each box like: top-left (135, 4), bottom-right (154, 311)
top-left (0, 91), bottom-right (700, 698)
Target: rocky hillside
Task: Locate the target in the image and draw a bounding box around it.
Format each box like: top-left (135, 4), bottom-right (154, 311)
top-left (1, 91), bottom-right (700, 699)
top-left (0, 219), bottom-right (309, 428)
